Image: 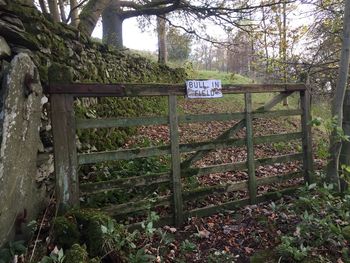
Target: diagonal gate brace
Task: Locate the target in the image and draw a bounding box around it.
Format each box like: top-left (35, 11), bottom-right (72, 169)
top-left (180, 91), bottom-right (294, 168)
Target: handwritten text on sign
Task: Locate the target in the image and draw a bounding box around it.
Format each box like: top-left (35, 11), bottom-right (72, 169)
top-left (186, 80), bottom-right (222, 99)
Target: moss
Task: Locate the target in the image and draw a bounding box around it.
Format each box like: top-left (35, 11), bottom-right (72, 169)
top-left (64, 244), bottom-right (89, 263)
top-left (70, 209), bottom-right (111, 257)
top-left (342, 226), bottom-right (350, 242)
top-left (53, 216), bottom-right (80, 249)
top-left (250, 250), bottom-right (278, 263)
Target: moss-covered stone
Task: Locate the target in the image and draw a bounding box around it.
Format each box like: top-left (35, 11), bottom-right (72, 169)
top-left (3, 1), bottom-right (187, 153)
top-left (53, 216), bottom-right (80, 249)
top-left (64, 244), bottom-right (89, 263)
top-left (70, 209), bottom-right (111, 257)
top-left (53, 209), bottom-right (113, 258)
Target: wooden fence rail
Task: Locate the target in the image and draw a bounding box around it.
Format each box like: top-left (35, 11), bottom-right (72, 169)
top-left (48, 82), bottom-right (313, 225)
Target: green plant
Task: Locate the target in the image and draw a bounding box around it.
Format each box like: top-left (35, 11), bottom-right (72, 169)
top-left (128, 248), bottom-right (155, 263)
top-left (0, 240), bottom-right (27, 263)
top-left (272, 142), bottom-right (294, 152)
top-left (100, 218), bottom-right (138, 256)
top-left (316, 116), bottom-right (350, 142)
top-left (141, 211), bottom-right (160, 237)
top-left (277, 236), bottom-right (309, 261)
top-left (206, 250), bottom-right (238, 262)
top-left (39, 248), bottom-right (65, 263)
top-left (275, 182), bottom-right (350, 261)
top-left (180, 240), bottom-right (197, 252)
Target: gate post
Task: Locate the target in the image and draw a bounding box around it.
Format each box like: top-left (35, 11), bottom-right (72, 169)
top-left (51, 93), bottom-right (79, 210)
top-left (300, 89), bottom-right (314, 184)
top-left (245, 93), bottom-right (257, 204)
top-left (168, 94), bottom-right (184, 226)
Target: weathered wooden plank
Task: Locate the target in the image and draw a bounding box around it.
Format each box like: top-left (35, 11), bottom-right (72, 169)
top-left (78, 145), bottom-right (171, 164)
top-left (300, 90), bottom-right (314, 184)
top-left (76, 116), bottom-right (168, 129)
top-left (51, 94), bottom-right (79, 209)
top-left (183, 181), bottom-right (248, 201)
top-left (255, 153), bottom-right (303, 166)
top-left (259, 91), bottom-right (293, 111)
top-left (187, 186), bottom-right (299, 218)
top-left (76, 109), bottom-right (301, 130)
top-left (188, 198), bottom-right (251, 218)
top-left (179, 112), bottom-right (245, 123)
top-left (78, 133), bottom-right (302, 165)
top-left (245, 93), bottom-right (257, 204)
top-left (48, 83), bottom-right (306, 97)
top-left (182, 153), bottom-right (303, 178)
top-left (181, 91), bottom-right (295, 168)
top-left (103, 195), bottom-right (171, 216)
top-left (182, 132), bottom-right (302, 153)
top-left (182, 162), bottom-right (247, 178)
top-left (128, 186), bottom-right (300, 228)
top-left (183, 171), bottom-right (303, 202)
top-left (169, 95), bottom-right (184, 226)
top-left (254, 132), bottom-right (302, 144)
top-left (179, 138), bottom-right (246, 153)
top-left (253, 109), bottom-right (302, 119)
top-left (80, 172), bottom-right (170, 195)
top-left (256, 172), bottom-right (303, 185)
top-left (82, 153), bottom-right (302, 200)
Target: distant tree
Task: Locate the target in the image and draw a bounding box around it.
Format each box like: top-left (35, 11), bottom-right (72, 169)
top-left (157, 15), bottom-right (167, 64)
top-left (167, 28), bottom-right (191, 62)
top-left (29, 0), bottom-right (286, 49)
top-left (326, 0), bottom-right (350, 191)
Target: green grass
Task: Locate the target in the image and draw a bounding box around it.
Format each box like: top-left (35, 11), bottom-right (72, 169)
top-left (189, 70), bottom-right (253, 84)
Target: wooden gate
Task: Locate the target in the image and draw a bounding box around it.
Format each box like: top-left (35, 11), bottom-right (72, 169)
top-left (48, 82), bottom-right (313, 226)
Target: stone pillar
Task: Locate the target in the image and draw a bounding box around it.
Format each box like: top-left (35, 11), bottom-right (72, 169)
top-left (0, 53), bottom-right (44, 245)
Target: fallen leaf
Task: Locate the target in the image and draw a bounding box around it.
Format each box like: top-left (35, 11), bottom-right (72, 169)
top-left (198, 229), bottom-right (211, 239)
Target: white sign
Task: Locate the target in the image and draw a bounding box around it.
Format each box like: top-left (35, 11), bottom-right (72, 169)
top-left (186, 80), bottom-right (222, 99)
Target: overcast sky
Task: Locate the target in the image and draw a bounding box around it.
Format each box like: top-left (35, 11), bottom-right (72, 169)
top-left (92, 18), bottom-right (158, 52)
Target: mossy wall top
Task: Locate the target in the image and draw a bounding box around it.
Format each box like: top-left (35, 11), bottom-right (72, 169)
top-left (2, 1), bottom-right (186, 85)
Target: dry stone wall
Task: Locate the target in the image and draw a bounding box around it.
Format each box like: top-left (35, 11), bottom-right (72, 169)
top-left (0, 0), bottom-right (186, 246)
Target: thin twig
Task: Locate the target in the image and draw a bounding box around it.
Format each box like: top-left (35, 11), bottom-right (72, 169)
top-left (28, 191), bottom-right (56, 262)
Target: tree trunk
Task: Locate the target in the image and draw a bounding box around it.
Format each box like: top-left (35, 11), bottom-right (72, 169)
top-left (157, 15), bottom-right (167, 64)
top-left (70, 0), bottom-right (79, 27)
top-left (39, 0), bottom-right (48, 13)
top-left (47, 0), bottom-right (60, 22)
top-left (340, 90), bottom-right (350, 190)
top-left (326, 0), bottom-right (350, 191)
top-left (282, 0), bottom-right (288, 106)
top-left (78, 0), bottom-right (111, 36)
top-left (58, 0), bottom-right (67, 23)
top-left (102, 1), bottom-right (124, 48)
top-left (261, 7), bottom-right (269, 76)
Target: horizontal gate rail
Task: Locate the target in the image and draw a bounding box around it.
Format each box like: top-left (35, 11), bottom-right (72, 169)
top-left (104, 195), bottom-right (171, 217)
top-left (80, 172), bottom-right (171, 195)
top-left (182, 153), bottom-right (303, 178)
top-left (48, 83), bottom-right (306, 97)
top-left (80, 153), bottom-right (303, 196)
top-left (187, 186), bottom-right (299, 218)
top-left (78, 132), bottom-right (302, 164)
top-left (78, 145), bottom-right (170, 164)
top-left (76, 109), bottom-right (302, 130)
top-left (100, 172), bottom-right (303, 218)
top-left (256, 172), bottom-right (303, 186)
top-left (183, 172), bottom-right (303, 202)
top-left (77, 116), bottom-right (168, 129)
